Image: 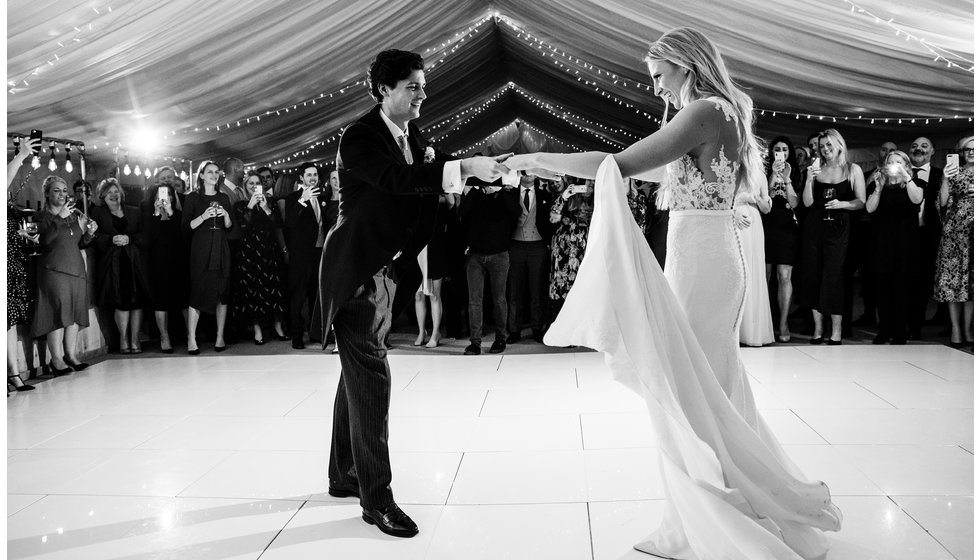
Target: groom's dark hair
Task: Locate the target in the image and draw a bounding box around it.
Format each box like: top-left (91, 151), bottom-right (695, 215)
top-left (367, 49), bottom-right (425, 103)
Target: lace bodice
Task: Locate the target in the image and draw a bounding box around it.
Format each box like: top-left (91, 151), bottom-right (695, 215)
top-left (663, 98), bottom-right (740, 211)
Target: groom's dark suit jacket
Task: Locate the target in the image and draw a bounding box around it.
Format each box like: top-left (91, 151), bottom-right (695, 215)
top-left (318, 105), bottom-right (453, 346)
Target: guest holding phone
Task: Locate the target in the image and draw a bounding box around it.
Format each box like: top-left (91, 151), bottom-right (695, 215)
top-left (800, 129), bottom-right (866, 344)
top-left (142, 177), bottom-right (189, 353)
top-left (865, 151), bottom-right (922, 344)
top-left (233, 171), bottom-right (285, 345)
top-left (934, 136), bottom-right (974, 347)
top-left (762, 137), bottom-right (800, 342)
top-left (31, 176), bottom-right (99, 373)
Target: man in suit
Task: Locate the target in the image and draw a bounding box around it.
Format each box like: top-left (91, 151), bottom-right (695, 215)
top-left (284, 162), bottom-right (326, 349)
top-left (319, 49), bottom-right (508, 538)
top-left (506, 171), bottom-right (556, 344)
top-left (908, 136), bottom-right (945, 338)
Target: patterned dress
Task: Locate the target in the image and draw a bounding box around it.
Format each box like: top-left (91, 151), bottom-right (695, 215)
top-left (934, 168), bottom-right (974, 302)
top-left (233, 200), bottom-right (285, 321)
top-left (7, 205), bottom-right (33, 329)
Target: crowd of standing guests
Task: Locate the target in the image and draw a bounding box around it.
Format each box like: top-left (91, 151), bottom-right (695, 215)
top-left (6, 129), bottom-right (974, 388)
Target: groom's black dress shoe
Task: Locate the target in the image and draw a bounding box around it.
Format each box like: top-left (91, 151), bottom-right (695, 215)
top-left (362, 504), bottom-right (418, 538)
top-left (327, 485), bottom-right (360, 499)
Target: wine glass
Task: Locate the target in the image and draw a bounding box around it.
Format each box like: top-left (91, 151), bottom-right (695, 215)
top-left (22, 219), bottom-right (41, 256)
top-left (823, 187), bottom-right (837, 221)
top-left (209, 201), bottom-right (221, 230)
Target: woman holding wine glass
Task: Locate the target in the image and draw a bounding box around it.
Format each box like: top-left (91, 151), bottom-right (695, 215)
top-left (182, 160), bottom-right (234, 354)
top-left (801, 129), bottom-right (866, 344)
top-left (31, 175), bottom-right (99, 373)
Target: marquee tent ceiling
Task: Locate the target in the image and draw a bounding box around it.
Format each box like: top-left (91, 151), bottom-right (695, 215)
top-left (6, 0), bottom-right (975, 169)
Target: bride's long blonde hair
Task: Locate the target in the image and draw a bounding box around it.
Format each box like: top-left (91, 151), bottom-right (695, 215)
top-left (644, 27), bottom-right (764, 190)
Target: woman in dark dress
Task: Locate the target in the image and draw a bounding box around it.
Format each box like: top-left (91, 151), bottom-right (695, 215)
top-left (91, 178), bottom-right (152, 354)
top-left (800, 129), bottom-right (867, 344)
top-left (32, 175), bottom-right (99, 373)
top-left (865, 150), bottom-right (921, 344)
top-left (233, 171), bottom-right (285, 345)
top-left (142, 177), bottom-right (189, 353)
top-left (182, 160), bottom-right (234, 354)
top-left (413, 194), bottom-right (455, 348)
top-left (761, 136), bottom-right (801, 342)
top-left (7, 203), bottom-right (37, 391)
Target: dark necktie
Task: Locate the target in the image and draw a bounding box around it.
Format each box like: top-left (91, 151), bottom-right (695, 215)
top-left (523, 188), bottom-right (531, 213)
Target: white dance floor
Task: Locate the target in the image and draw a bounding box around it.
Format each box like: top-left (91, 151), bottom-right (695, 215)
top-left (7, 343), bottom-right (974, 559)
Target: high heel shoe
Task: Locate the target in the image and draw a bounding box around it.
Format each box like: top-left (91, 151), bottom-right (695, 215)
top-left (7, 375), bottom-right (35, 391)
top-left (188, 340), bottom-right (200, 355)
top-left (65, 359), bottom-right (89, 371)
top-left (214, 344), bottom-right (227, 352)
top-left (809, 337), bottom-right (824, 345)
top-left (50, 364), bottom-right (73, 376)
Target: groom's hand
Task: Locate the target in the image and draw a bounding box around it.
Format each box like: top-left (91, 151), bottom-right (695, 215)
top-left (461, 154), bottom-right (512, 182)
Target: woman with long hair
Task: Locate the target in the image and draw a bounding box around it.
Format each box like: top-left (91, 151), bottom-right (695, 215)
top-left (763, 136), bottom-right (802, 342)
top-left (182, 160), bottom-right (234, 354)
top-left (935, 136), bottom-right (974, 347)
top-left (505, 27), bottom-right (840, 560)
top-left (142, 174), bottom-right (189, 353)
top-left (800, 129), bottom-right (867, 344)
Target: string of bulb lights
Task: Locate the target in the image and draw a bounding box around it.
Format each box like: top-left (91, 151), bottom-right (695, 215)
top-left (7, 2), bottom-right (122, 95)
top-left (452, 119), bottom-right (586, 157)
top-left (841, 0), bottom-right (973, 74)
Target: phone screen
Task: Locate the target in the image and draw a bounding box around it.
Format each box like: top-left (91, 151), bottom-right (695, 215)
top-left (29, 129), bottom-right (42, 155)
top-left (947, 153), bottom-right (960, 168)
top-left (158, 187), bottom-right (169, 201)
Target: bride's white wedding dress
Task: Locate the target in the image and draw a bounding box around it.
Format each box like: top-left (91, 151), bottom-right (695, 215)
top-left (544, 99), bottom-right (840, 560)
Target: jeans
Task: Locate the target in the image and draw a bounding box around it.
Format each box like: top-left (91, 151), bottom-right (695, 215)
top-left (466, 251), bottom-right (509, 343)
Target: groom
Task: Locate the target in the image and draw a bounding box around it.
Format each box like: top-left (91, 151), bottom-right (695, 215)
top-left (319, 49), bottom-right (510, 538)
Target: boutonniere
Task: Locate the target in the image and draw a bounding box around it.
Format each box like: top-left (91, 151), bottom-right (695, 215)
top-left (424, 146), bottom-right (436, 164)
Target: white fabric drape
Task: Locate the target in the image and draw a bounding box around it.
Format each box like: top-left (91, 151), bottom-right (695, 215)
top-left (6, 1), bottom-right (972, 168)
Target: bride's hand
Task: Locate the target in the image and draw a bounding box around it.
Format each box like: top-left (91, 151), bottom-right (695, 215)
top-left (734, 207), bottom-right (752, 229)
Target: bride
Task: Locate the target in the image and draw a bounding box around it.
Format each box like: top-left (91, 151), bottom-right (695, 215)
top-left (505, 28), bottom-right (841, 560)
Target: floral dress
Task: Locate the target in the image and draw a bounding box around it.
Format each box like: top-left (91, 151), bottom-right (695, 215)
top-left (934, 168), bottom-right (974, 302)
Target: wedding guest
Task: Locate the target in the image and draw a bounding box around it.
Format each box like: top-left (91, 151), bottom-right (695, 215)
top-left (505, 171), bottom-right (556, 344)
top-left (72, 179), bottom-right (94, 213)
top-left (182, 160), bottom-right (234, 354)
top-left (865, 150), bottom-right (922, 344)
top-left (7, 137), bottom-right (40, 391)
top-left (256, 166), bottom-right (276, 193)
top-left (908, 136), bottom-right (945, 338)
top-left (762, 136), bottom-right (800, 342)
top-left (735, 175), bottom-right (773, 346)
top-left (233, 171), bottom-right (285, 345)
top-left (549, 180), bottom-right (594, 320)
top-left (141, 178), bottom-right (189, 353)
top-left (91, 178), bottom-right (151, 354)
top-left (459, 181), bottom-right (522, 355)
top-left (795, 146), bottom-right (811, 170)
top-left (935, 136), bottom-right (974, 347)
top-left (414, 194), bottom-right (456, 347)
top-left (283, 163), bottom-right (325, 349)
top-left (854, 141), bottom-right (898, 327)
top-left (640, 180), bottom-right (669, 268)
top-left (32, 175), bottom-right (99, 373)
top-left (800, 129), bottom-right (866, 344)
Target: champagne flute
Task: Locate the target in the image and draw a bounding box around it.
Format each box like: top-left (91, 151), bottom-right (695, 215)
top-left (209, 201), bottom-right (221, 230)
top-left (823, 187), bottom-right (837, 221)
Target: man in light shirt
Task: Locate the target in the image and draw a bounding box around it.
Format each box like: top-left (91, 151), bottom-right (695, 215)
top-left (506, 171), bottom-right (556, 343)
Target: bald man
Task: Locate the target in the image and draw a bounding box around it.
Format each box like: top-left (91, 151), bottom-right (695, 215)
top-left (908, 137), bottom-right (945, 338)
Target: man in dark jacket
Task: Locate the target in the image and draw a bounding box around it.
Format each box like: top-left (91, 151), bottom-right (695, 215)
top-left (505, 171), bottom-right (556, 344)
top-left (318, 49), bottom-right (507, 539)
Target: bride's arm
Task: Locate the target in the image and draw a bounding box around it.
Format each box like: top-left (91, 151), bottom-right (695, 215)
top-left (507, 100), bottom-right (718, 180)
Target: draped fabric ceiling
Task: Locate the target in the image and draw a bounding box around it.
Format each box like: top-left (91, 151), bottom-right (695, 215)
top-left (6, 0), bottom-right (975, 171)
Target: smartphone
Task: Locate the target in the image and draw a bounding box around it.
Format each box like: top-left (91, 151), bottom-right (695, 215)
top-left (947, 153), bottom-right (960, 168)
top-left (157, 187), bottom-right (169, 201)
top-left (29, 129), bottom-right (42, 155)
top-left (773, 151), bottom-right (787, 163)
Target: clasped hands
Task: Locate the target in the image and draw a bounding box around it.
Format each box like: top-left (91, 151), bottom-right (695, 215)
top-left (461, 153), bottom-right (561, 183)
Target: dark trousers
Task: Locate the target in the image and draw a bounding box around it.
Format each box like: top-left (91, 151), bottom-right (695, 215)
top-left (801, 218), bottom-right (849, 315)
top-left (466, 251), bottom-right (509, 343)
top-left (288, 248), bottom-right (319, 341)
top-left (507, 240), bottom-right (549, 333)
top-left (910, 227), bottom-right (942, 332)
top-left (329, 267), bottom-right (396, 510)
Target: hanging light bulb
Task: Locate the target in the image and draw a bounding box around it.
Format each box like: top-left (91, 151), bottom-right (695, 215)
top-left (47, 141), bottom-right (57, 171)
top-left (123, 151), bottom-right (131, 175)
top-left (31, 155), bottom-right (41, 169)
top-left (144, 166), bottom-right (152, 179)
top-left (134, 162), bottom-right (142, 176)
top-left (179, 170), bottom-right (188, 182)
top-left (64, 144), bottom-right (74, 173)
